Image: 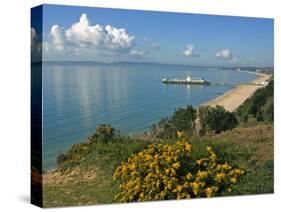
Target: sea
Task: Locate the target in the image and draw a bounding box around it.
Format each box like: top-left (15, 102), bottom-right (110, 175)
top-left (38, 62), bottom-right (257, 170)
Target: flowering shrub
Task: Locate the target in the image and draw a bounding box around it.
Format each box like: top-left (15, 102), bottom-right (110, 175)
top-left (113, 131), bottom-right (245, 202)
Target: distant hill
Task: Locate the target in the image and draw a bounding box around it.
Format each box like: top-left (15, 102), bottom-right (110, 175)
top-left (42, 60), bottom-right (201, 68)
top-left (40, 61), bottom-right (273, 71)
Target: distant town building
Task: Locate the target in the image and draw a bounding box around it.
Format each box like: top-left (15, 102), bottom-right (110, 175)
top-left (261, 81), bottom-right (269, 86)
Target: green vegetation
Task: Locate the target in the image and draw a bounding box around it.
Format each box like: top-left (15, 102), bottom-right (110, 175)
top-left (43, 81), bottom-right (274, 207)
top-left (113, 134), bottom-right (245, 202)
top-left (236, 80), bottom-right (273, 123)
top-left (56, 124), bottom-right (121, 168)
top-left (150, 105), bottom-right (196, 139)
top-left (43, 124), bottom-right (273, 207)
top-left (172, 105), bottom-right (197, 134)
top-left (151, 104), bottom-right (238, 138)
top-left (88, 124), bottom-right (117, 143)
top-left (44, 135), bottom-right (152, 207)
top-left (198, 105), bottom-right (238, 134)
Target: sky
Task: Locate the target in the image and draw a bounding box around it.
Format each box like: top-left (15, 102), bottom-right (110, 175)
top-left (31, 4), bottom-right (274, 67)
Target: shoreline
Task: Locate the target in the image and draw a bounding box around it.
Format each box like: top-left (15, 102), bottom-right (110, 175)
top-left (203, 71), bottom-right (272, 112)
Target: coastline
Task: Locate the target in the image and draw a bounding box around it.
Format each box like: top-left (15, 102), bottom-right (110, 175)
top-left (42, 70), bottom-right (272, 171)
top-left (203, 71), bottom-right (272, 112)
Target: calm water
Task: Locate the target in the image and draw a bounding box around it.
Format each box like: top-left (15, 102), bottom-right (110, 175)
top-left (42, 63), bottom-right (256, 169)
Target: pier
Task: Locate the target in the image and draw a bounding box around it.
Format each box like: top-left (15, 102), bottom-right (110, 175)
top-left (162, 76), bottom-right (210, 85)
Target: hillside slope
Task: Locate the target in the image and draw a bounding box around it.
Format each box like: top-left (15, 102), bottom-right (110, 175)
top-left (43, 124), bottom-right (273, 207)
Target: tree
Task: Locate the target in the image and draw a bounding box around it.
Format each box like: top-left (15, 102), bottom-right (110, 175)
top-left (172, 105), bottom-right (197, 134)
top-left (198, 105), bottom-right (238, 134)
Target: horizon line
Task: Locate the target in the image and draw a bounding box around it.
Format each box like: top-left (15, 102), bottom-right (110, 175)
top-left (32, 60), bottom-right (274, 69)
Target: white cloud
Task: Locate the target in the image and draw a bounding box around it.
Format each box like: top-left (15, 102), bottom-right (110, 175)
top-left (181, 44), bottom-right (200, 57)
top-left (215, 49), bottom-right (233, 59)
top-left (31, 27), bottom-right (42, 61)
top-left (50, 25), bottom-right (65, 51)
top-left (129, 49), bottom-right (147, 57)
top-left (65, 14), bottom-right (135, 50)
top-left (44, 13), bottom-right (145, 58)
top-left (216, 49), bottom-right (239, 64)
top-left (31, 28), bottom-right (36, 43)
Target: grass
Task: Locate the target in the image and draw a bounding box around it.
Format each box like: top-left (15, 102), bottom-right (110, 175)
top-left (43, 138), bottom-right (152, 207)
top-left (43, 123), bottom-right (273, 207)
top-left (204, 124), bottom-right (274, 196)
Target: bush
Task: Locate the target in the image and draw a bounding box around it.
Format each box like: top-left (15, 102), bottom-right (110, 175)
top-left (151, 105), bottom-right (197, 139)
top-left (172, 105), bottom-right (197, 134)
top-left (246, 117), bottom-right (258, 127)
top-left (56, 151), bottom-right (68, 167)
top-left (198, 106), bottom-right (238, 134)
top-left (60, 142), bottom-right (92, 165)
top-left (150, 117), bottom-right (176, 139)
top-left (89, 124), bottom-right (116, 143)
top-left (236, 80), bottom-right (273, 122)
top-left (113, 132), bottom-right (245, 202)
top-left (57, 124), bottom-right (117, 167)
top-left (264, 100), bottom-right (274, 122)
top-left (152, 105), bottom-right (238, 138)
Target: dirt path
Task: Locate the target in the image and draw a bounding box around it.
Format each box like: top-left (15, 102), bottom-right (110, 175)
top-left (43, 167), bottom-right (97, 186)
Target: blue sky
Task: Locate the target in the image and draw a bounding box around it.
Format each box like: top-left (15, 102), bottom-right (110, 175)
top-left (32, 4), bottom-right (274, 67)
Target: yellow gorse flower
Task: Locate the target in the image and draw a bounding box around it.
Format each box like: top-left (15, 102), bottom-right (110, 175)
top-left (207, 146), bottom-right (212, 153)
top-left (176, 131), bottom-right (185, 138)
top-left (205, 187), bottom-right (213, 197)
top-left (197, 170), bottom-right (208, 179)
top-left (172, 162), bottom-right (181, 170)
top-left (230, 177), bottom-right (237, 184)
top-left (186, 172), bottom-right (193, 180)
top-left (113, 134), bottom-right (245, 202)
top-left (215, 173), bottom-right (226, 183)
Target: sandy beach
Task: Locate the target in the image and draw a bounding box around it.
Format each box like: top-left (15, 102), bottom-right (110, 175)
top-left (203, 71), bottom-right (272, 112)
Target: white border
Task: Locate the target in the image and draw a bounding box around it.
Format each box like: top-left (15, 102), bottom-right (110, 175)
top-left (0, 0), bottom-right (280, 211)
